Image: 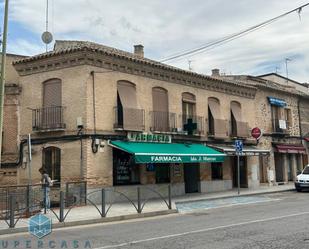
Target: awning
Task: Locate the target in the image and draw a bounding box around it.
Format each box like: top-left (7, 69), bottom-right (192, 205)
top-left (267, 97), bottom-right (287, 107)
top-left (109, 141), bottom-right (226, 164)
top-left (208, 144), bottom-right (270, 156)
top-left (275, 144), bottom-right (306, 154)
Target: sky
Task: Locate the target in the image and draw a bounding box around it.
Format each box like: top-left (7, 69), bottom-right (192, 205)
top-left (1, 0), bottom-right (309, 83)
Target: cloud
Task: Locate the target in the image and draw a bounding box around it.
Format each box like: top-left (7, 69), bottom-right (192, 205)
top-left (5, 0), bottom-right (309, 82)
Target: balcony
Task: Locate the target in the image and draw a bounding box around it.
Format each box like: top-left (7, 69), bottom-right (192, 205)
top-left (114, 106), bottom-right (145, 131)
top-left (230, 121), bottom-right (249, 138)
top-left (208, 118), bottom-right (229, 139)
top-left (272, 118), bottom-right (289, 134)
top-left (32, 106), bottom-right (66, 131)
top-left (180, 114), bottom-right (204, 135)
top-left (150, 111), bottom-right (177, 133)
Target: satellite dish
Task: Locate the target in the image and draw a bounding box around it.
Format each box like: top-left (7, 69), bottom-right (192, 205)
top-left (41, 31), bottom-right (53, 44)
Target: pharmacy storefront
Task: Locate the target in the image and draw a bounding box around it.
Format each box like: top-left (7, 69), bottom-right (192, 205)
top-left (109, 133), bottom-right (225, 195)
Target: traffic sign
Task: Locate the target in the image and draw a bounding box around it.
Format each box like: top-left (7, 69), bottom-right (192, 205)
top-left (251, 127), bottom-right (262, 140)
top-left (235, 140), bottom-right (243, 154)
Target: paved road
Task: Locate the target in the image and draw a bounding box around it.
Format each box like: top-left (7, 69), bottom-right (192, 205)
top-left (1, 191), bottom-right (309, 249)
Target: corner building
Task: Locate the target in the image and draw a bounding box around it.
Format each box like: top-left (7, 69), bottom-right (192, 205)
top-left (9, 41), bottom-right (282, 198)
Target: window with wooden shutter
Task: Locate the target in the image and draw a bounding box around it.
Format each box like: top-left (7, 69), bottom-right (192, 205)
top-left (152, 87), bottom-right (169, 131)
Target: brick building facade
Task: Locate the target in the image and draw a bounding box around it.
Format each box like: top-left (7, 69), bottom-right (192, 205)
top-left (0, 41), bottom-right (308, 198)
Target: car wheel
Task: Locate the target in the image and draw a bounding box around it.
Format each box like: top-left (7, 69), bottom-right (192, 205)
top-left (296, 188), bottom-right (302, 192)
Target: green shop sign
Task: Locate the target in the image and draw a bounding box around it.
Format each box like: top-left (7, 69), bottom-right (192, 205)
top-left (134, 155), bottom-right (225, 164)
top-left (127, 132), bottom-right (171, 143)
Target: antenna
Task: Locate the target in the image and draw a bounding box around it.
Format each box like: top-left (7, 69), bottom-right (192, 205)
top-left (275, 66), bottom-right (280, 74)
top-left (188, 60), bottom-right (193, 71)
top-left (41, 0), bottom-right (53, 52)
top-left (285, 58), bottom-right (292, 85)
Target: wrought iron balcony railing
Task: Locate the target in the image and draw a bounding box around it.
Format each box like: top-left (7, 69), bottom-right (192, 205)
top-left (180, 114), bottom-right (204, 135)
top-left (230, 121), bottom-right (249, 138)
top-left (32, 106), bottom-right (66, 131)
top-left (207, 118), bottom-right (229, 139)
top-left (114, 106), bottom-right (145, 131)
top-left (272, 118), bottom-right (289, 134)
top-left (150, 111), bottom-right (177, 133)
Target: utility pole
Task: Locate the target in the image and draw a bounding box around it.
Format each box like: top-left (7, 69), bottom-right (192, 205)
top-left (0, 0), bottom-right (9, 167)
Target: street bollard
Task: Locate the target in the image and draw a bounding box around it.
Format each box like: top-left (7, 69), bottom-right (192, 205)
top-left (44, 185), bottom-right (47, 214)
top-left (137, 187), bottom-right (141, 213)
top-left (9, 195), bottom-right (15, 228)
top-left (59, 191), bottom-right (65, 222)
top-left (101, 189), bottom-right (106, 217)
top-left (168, 184), bottom-right (172, 209)
top-left (26, 185), bottom-right (30, 217)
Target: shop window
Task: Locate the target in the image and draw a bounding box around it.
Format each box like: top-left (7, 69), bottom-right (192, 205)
top-left (211, 162), bottom-right (223, 180)
top-left (42, 147), bottom-right (61, 183)
top-left (156, 164), bottom-right (170, 183)
top-left (113, 148), bottom-right (140, 185)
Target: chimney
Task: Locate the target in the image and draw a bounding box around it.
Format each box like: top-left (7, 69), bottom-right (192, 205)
top-left (134, 44), bottom-right (144, 57)
top-left (211, 68), bottom-right (220, 77)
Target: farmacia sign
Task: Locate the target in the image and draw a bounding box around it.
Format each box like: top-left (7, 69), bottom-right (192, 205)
top-left (127, 132), bottom-right (171, 143)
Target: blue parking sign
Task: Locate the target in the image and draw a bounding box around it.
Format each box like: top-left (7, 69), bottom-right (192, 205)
top-left (235, 140), bottom-right (243, 154)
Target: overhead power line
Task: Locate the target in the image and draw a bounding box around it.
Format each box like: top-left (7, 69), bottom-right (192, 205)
top-left (160, 3), bottom-right (309, 63)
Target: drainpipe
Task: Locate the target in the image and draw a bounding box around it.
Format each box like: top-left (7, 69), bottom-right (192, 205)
top-left (90, 71), bottom-right (98, 153)
top-left (297, 98), bottom-right (303, 139)
top-left (91, 71), bottom-right (97, 135)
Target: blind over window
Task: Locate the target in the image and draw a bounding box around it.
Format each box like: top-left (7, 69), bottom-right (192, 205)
top-left (152, 87), bottom-right (168, 112)
top-left (152, 87), bottom-right (169, 131)
top-left (231, 101), bottom-right (242, 122)
top-left (208, 98), bottom-right (221, 119)
top-left (117, 81), bottom-right (143, 131)
top-left (43, 79), bottom-right (62, 107)
top-left (182, 92), bottom-right (196, 103)
top-left (117, 81), bottom-right (138, 109)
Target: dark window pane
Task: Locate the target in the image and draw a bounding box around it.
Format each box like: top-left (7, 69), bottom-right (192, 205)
top-left (156, 164), bottom-right (170, 183)
top-left (211, 163), bottom-right (223, 180)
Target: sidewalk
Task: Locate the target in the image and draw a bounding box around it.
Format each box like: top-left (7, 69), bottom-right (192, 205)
top-left (0, 183), bottom-right (295, 235)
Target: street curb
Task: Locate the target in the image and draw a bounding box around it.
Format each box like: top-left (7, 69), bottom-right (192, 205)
top-left (0, 209), bottom-right (178, 236)
top-left (175, 188), bottom-right (295, 205)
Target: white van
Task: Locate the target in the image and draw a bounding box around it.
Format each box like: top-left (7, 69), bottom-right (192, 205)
top-left (295, 165), bottom-right (309, 192)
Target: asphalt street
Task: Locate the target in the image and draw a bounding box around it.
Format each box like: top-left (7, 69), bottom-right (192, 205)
top-left (1, 191), bottom-right (309, 249)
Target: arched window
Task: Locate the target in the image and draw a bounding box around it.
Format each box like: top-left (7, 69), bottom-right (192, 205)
top-left (116, 81), bottom-right (143, 131)
top-left (152, 87), bottom-right (169, 131)
top-left (42, 147), bottom-right (61, 183)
